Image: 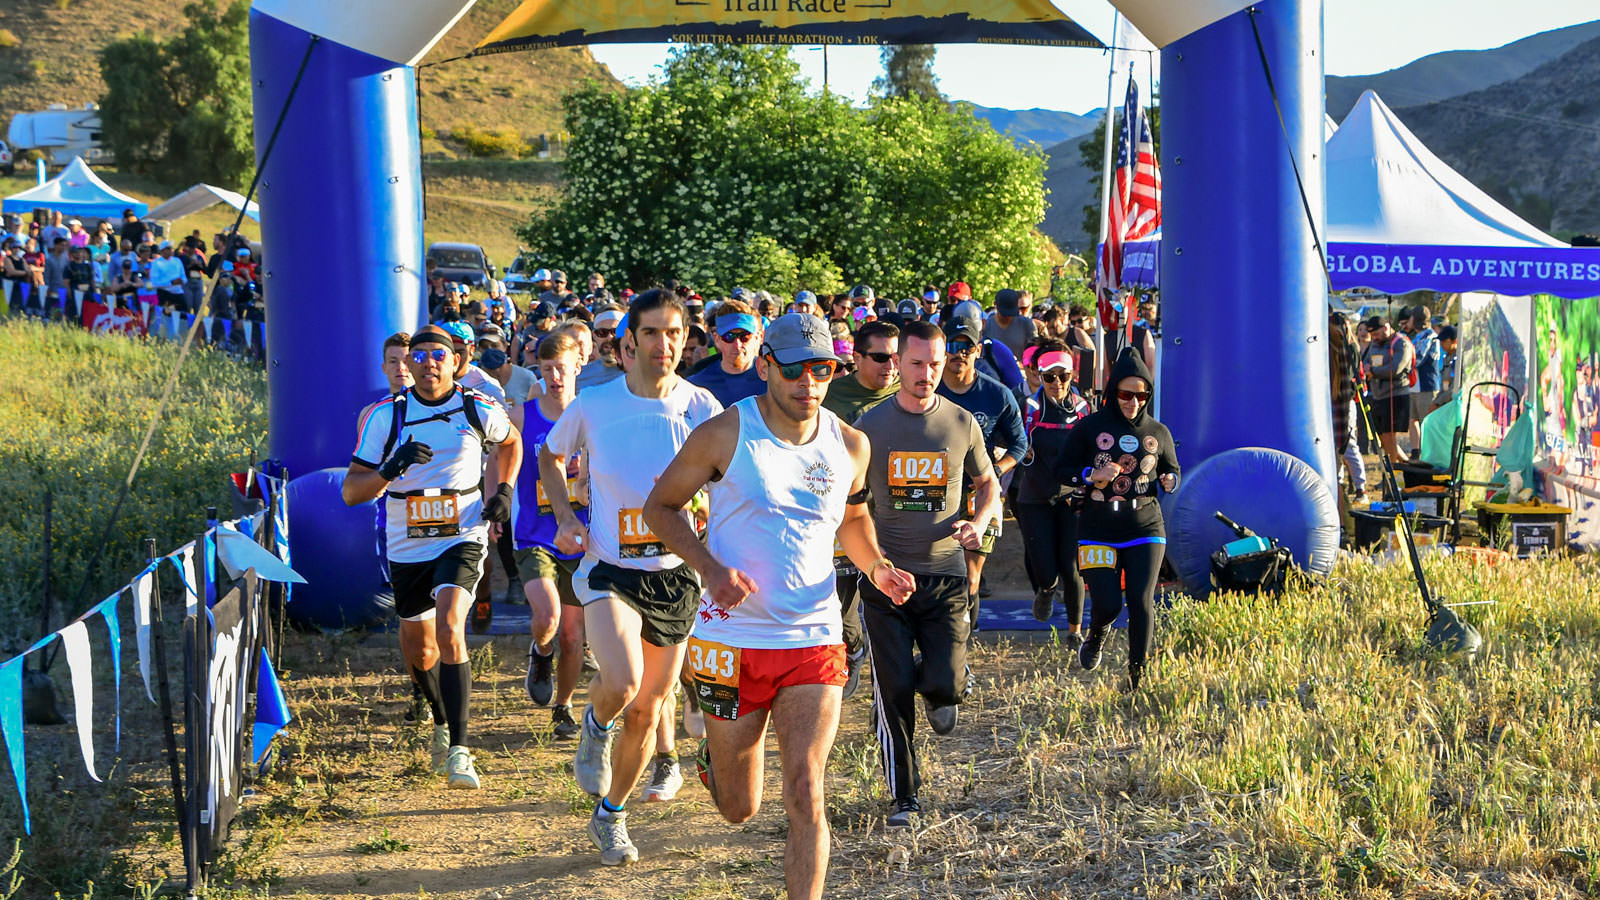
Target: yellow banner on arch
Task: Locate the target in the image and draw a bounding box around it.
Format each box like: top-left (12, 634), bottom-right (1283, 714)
top-left (473, 0), bottom-right (1103, 55)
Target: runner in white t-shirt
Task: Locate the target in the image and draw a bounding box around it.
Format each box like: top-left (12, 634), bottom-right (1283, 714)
top-left (644, 314), bottom-right (914, 900)
top-left (540, 290), bottom-right (722, 866)
top-left (343, 325), bottom-right (521, 790)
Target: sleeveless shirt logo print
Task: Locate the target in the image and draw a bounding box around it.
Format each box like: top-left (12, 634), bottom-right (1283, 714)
top-left (802, 460), bottom-right (835, 497)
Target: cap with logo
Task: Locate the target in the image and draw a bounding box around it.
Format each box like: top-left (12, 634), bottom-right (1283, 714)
top-left (941, 315), bottom-right (982, 347)
top-left (947, 281), bottom-right (972, 301)
top-left (793, 290), bottom-right (818, 306)
top-left (896, 299), bottom-right (919, 316)
top-left (761, 312), bottom-right (835, 364)
top-left (848, 283), bottom-right (874, 302)
top-left (532, 267), bottom-right (552, 282)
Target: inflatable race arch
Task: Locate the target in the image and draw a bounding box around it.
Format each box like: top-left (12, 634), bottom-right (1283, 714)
top-left (248, 0), bottom-right (1334, 624)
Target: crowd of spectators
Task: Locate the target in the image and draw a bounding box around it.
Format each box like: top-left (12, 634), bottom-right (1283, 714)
top-left (2, 206), bottom-right (265, 353)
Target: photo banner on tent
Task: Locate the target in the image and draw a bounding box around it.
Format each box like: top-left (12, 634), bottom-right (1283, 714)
top-left (1532, 295), bottom-right (1600, 550)
top-left (1458, 293), bottom-right (1532, 491)
top-left (473, 0), bottom-right (1103, 54)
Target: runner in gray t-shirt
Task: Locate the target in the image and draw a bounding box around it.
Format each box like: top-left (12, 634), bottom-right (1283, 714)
top-left (851, 320), bottom-right (1000, 830)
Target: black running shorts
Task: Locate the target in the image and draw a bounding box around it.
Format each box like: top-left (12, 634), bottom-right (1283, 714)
top-left (389, 540), bottom-right (486, 621)
top-left (584, 560), bottom-right (701, 647)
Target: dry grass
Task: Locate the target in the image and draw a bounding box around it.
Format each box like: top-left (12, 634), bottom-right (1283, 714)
top-left (11, 551), bottom-right (1580, 899)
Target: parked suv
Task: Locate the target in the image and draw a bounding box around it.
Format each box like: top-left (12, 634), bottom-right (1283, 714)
top-left (426, 242), bottom-right (493, 288)
top-left (0, 140), bottom-right (14, 176)
top-left (501, 252), bottom-right (540, 295)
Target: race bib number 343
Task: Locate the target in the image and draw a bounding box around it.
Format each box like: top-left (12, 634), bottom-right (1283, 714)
top-left (688, 637), bottom-right (741, 720)
top-left (618, 508), bottom-right (667, 559)
top-left (887, 451), bottom-right (947, 512)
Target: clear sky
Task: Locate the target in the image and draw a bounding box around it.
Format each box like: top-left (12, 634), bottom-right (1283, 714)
top-left (589, 1), bottom-right (1599, 114)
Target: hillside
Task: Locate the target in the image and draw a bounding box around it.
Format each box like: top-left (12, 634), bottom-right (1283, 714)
top-left (1397, 34), bottom-right (1600, 238)
top-left (967, 104), bottom-right (1097, 150)
top-left (1040, 135), bottom-right (1099, 254)
top-left (0, 0), bottom-right (615, 268)
top-left (1326, 19), bottom-right (1600, 120)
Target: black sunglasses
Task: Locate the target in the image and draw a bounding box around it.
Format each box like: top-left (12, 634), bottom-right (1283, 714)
top-left (858, 351), bottom-right (895, 364)
top-left (1117, 389), bottom-right (1151, 402)
top-left (1040, 371), bottom-right (1069, 384)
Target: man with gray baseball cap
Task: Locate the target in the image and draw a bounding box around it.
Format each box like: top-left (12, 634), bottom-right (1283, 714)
top-left (645, 312), bottom-right (911, 899)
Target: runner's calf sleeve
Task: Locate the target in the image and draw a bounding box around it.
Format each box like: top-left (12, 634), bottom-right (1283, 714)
top-left (413, 664), bottom-right (446, 723)
top-left (440, 661), bottom-right (472, 747)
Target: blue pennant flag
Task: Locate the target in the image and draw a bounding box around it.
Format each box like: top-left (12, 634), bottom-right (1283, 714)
top-left (96, 595), bottom-right (123, 752)
top-left (252, 648), bottom-right (290, 765)
top-left (0, 656), bottom-right (27, 834)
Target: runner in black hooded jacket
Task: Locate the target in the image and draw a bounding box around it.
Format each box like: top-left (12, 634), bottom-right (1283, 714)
top-left (1056, 347), bottom-right (1179, 691)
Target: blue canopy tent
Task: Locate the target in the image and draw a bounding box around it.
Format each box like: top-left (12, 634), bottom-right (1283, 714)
top-left (1, 157), bottom-right (147, 219)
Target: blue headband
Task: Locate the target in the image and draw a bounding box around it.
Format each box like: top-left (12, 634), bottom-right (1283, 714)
top-left (717, 313), bottom-right (760, 338)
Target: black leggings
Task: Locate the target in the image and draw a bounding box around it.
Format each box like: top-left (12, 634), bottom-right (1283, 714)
top-left (1013, 500), bottom-right (1084, 627)
top-left (1079, 541), bottom-right (1164, 670)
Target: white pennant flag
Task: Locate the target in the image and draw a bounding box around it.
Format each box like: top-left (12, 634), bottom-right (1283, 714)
top-left (59, 622), bottom-right (100, 783)
top-left (175, 542), bottom-right (199, 616)
top-left (132, 570), bottom-right (156, 703)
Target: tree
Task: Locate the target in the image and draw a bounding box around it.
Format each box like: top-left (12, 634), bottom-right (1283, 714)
top-left (98, 1), bottom-right (254, 185)
top-left (873, 45), bottom-right (942, 101)
top-left (1077, 103), bottom-right (1161, 249)
top-left (521, 44), bottom-right (1051, 298)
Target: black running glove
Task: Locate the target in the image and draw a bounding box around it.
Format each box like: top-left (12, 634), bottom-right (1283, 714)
top-left (481, 483), bottom-right (514, 524)
top-left (378, 440), bottom-right (434, 481)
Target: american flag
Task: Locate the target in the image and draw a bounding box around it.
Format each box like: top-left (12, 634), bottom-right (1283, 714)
top-left (1097, 75), bottom-right (1162, 304)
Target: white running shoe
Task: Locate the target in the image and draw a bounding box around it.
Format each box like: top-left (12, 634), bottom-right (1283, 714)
top-left (588, 806), bottom-right (639, 866)
top-left (446, 745), bottom-right (480, 789)
top-left (640, 755), bottom-right (684, 802)
top-left (574, 707), bottom-right (615, 796)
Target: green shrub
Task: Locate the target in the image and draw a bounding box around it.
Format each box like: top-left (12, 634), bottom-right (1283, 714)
top-left (454, 125), bottom-right (529, 159)
top-left (0, 320), bottom-right (266, 644)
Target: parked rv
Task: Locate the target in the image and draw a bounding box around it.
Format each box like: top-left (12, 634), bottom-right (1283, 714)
top-left (6, 104), bottom-right (112, 167)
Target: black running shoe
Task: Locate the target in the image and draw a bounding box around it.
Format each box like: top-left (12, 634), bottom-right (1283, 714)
top-left (1064, 630), bottom-right (1085, 653)
top-left (886, 796), bottom-right (921, 829)
top-left (404, 682), bottom-right (432, 724)
top-left (1032, 588), bottom-right (1055, 623)
top-left (526, 643), bottom-right (555, 706)
top-left (551, 704), bottom-right (580, 740)
top-left (1079, 628), bottom-right (1107, 672)
top-left (841, 648), bottom-right (866, 701)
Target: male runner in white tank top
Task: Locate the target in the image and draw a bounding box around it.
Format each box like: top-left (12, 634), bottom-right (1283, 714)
top-left (645, 314), bottom-right (914, 900)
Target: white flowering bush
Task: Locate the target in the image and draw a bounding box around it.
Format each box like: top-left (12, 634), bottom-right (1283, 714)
top-left (519, 45), bottom-right (1053, 299)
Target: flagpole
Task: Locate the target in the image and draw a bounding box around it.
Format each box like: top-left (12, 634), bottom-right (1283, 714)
top-left (1093, 14), bottom-right (1121, 395)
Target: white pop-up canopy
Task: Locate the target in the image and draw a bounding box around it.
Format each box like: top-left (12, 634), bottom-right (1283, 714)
top-left (1326, 91), bottom-right (1562, 250)
top-left (147, 183), bottom-right (260, 223)
top-left (1324, 90), bottom-right (1598, 299)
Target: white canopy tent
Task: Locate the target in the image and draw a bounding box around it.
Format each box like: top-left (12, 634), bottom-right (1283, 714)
top-left (1324, 90), bottom-right (1597, 299)
top-left (146, 183), bottom-right (260, 223)
top-left (1326, 91), bottom-right (1562, 250)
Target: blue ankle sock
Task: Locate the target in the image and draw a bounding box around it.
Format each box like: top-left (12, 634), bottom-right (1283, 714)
top-left (586, 706), bottom-right (612, 731)
top-left (599, 797), bottom-right (625, 814)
